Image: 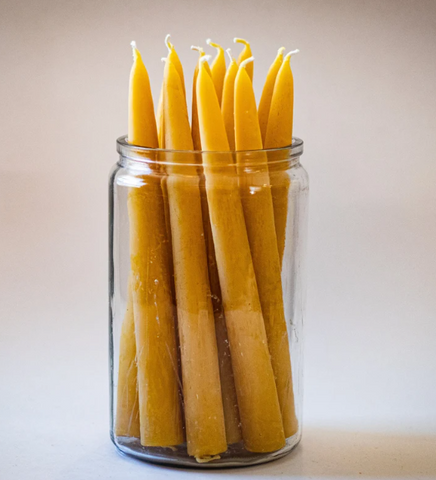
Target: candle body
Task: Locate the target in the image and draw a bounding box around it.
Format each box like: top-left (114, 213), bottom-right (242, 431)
top-left (258, 48), bottom-right (284, 145)
top-left (115, 280), bottom-right (140, 438)
top-left (235, 38), bottom-right (253, 81)
top-left (221, 58), bottom-right (238, 151)
top-left (264, 57), bottom-right (295, 265)
top-left (208, 41), bottom-right (226, 105)
top-left (128, 179), bottom-right (184, 446)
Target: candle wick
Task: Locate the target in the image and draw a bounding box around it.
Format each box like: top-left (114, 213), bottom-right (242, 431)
top-left (165, 34), bottom-right (173, 53)
top-left (199, 55), bottom-right (212, 65)
top-left (161, 57), bottom-right (167, 63)
top-left (239, 56), bottom-right (254, 69)
top-left (226, 48), bottom-right (234, 63)
top-left (191, 45), bottom-right (204, 54)
top-left (284, 49), bottom-right (300, 62)
top-left (130, 41), bottom-right (137, 60)
top-left (206, 38), bottom-right (220, 51)
top-left (277, 46), bottom-right (286, 57)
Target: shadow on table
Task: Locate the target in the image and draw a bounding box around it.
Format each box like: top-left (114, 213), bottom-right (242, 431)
top-left (61, 427), bottom-right (436, 479)
top-left (154, 427), bottom-right (436, 478)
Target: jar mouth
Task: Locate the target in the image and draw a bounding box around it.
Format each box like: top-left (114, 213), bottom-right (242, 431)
top-left (116, 135), bottom-right (304, 168)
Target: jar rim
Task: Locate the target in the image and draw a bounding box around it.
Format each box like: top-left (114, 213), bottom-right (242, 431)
top-left (116, 135), bottom-right (304, 168)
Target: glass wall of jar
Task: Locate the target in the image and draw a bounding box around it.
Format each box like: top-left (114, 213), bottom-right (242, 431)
top-left (109, 137), bottom-right (308, 468)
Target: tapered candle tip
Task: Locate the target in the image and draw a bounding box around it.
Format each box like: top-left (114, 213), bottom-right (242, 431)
top-left (240, 56), bottom-right (254, 69)
top-left (277, 46), bottom-right (286, 56)
top-left (234, 37), bottom-right (249, 46)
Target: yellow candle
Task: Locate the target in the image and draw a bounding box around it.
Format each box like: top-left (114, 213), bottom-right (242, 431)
top-left (206, 39), bottom-right (226, 106)
top-left (128, 42), bottom-right (158, 147)
top-left (126, 42), bottom-right (184, 447)
top-left (221, 49), bottom-right (238, 151)
top-left (190, 47), bottom-right (211, 150)
top-left (258, 47), bottom-right (285, 145)
top-left (163, 54), bottom-right (227, 460)
top-left (196, 57), bottom-right (286, 453)
top-left (191, 48), bottom-right (242, 444)
top-left (234, 57), bottom-right (298, 438)
top-left (264, 50), bottom-right (299, 265)
top-left (234, 37), bottom-right (253, 82)
top-left (115, 277), bottom-right (140, 438)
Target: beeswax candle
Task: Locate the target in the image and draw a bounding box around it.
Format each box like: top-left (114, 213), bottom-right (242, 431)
top-left (190, 47), bottom-right (211, 151)
top-left (115, 278), bottom-right (140, 438)
top-left (191, 48), bottom-right (242, 444)
top-left (234, 38), bottom-right (253, 81)
top-left (196, 57), bottom-right (286, 453)
top-left (127, 42), bottom-right (184, 447)
top-left (221, 49), bottom-right (238, 151)
top-left (265, 50), bottom-right (299, 265)
top-left (258, 47), bottom-right (285, 145)
top-left (163, 55), bottom-right (227, 460)
top-left (234, 57), bottom-right (298, 438)
top-left (206, 39), bottom-right (226, 105)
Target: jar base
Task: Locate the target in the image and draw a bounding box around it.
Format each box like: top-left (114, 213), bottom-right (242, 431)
top-left (111, 432), bottom-right (301, 468)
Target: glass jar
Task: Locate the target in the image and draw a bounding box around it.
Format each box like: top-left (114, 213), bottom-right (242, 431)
top-left (109, 136), bottom-right (308, 468)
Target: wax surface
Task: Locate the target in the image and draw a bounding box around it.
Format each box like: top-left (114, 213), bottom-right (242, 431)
top-left (115, 280), bottom-right (140, 438)
top-left (264, 54), bottom-right (296, 265)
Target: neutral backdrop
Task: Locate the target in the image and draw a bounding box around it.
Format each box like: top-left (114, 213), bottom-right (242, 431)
top-left (1, 0), bottom-right (435, 478)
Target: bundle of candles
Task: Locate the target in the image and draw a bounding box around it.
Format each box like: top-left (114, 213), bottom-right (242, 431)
top-left (115, 35), bottom-right (299, 463)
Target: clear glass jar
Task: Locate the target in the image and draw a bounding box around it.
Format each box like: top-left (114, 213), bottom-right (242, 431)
top-left (109, 136), bottom-right (308, 468)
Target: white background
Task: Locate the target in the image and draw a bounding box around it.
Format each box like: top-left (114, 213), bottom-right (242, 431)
top-left (1, 0), bottom-right (435, 478)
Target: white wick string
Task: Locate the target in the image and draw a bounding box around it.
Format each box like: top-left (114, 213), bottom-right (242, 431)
top-left (284, 49), bottom-right (300, 61)
top-left (165, 34), bottom-right (172, 52)
top-left (240, 56), bottom-right (254, 68)
top-left (199, 55), bottom-right (212, 64)
top-left (191, 45), bottom-right (204, 54)
top-left (226, 48), bottom-right (234, 63)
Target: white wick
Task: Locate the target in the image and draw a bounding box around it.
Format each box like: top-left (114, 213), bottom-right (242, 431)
top-left (226, 48), bottom-right (234, 63)
top-left (284, 49), bottom-right (300, 61)
top-left (191, 45), bottom-right (204, 53)
top-left (240, 56), bottom-right (254, 69)
top-left (165, 34), bottom-right (172, 52)
top-left (161, 57), bottom-right (167, 63)
top-left (277, 46), bottom-right (286, 56)
top-left (199, 55), bottom-right (212, 64)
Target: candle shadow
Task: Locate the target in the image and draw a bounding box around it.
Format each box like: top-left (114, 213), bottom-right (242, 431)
top-left (57, 427), bottom-right (436, 479)
top-left (200, 427), bottom-right (436, 478)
